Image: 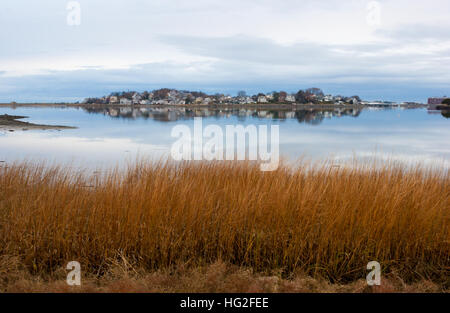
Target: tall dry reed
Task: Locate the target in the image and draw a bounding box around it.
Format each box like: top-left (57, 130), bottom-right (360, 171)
top-left (0, 160), bottom-right (448, 284)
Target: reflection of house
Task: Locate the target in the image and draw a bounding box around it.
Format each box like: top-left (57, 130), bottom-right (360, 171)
top-left (258, 111), bottom-right (267, 117)
top-left (132, 109), bottom-right (142, 118)
top-left (82, 105), bottom-right (363, 127)
top-left (109, 109), bottom-right (118, 117)
top-left (120, 107), bottom-right (132, 114)
top-left (285, 111), bottom-right (295, 119)
top-left (120, 98), bottom-right (132, 105)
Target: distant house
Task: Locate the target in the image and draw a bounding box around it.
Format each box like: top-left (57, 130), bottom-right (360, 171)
top-left (109, 96), bottom-right (119, 104)
top-left (258, 95), bottom-right (268, 103)
top-left (278, 92), bottom-right (287, 103)
top-left (351, 97), bottom-right (360, 105)
top-left (323, 95), bottom-right (333, 102)
top-left (244, 97), bottom-right (255, 104)
top-left (155, 99), bottom-right (169, 105)
top-left (132, 93), bottom-right (141, 104)
top-left (120, 98), bottom-right (132, 105)
top-left (168, 90), bottom-right (179, 98)
top-left (238, 97), bottom-right (252, 104)
top-left (140, 100), bottom-right (151, 105)
top-left (428, 97), bottom-right (448, 105)
top-left (286, 95), bottom-right (296, 102)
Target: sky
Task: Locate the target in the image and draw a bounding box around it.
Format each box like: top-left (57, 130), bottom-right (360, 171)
top-left (0, 0), bottom-right (449, 103)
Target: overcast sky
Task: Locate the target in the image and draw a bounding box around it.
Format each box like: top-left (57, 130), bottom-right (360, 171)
top-left (1, 0), bottom-right (449, 102)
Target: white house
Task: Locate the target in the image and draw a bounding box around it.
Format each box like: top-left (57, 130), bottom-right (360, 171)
top-left (132, 93), bottom-right (141, 104)
top-left (109, 96), bottom-right (119, 104)
top-left (120, 98), bottom-right (132, 105)
top-left (286, 95), bottom-right (296, 102)
top-left (168, 90), bottom-right (179, 98)
top-left (258, 95), bottom-right (268, 103)
top-left (194, 97), bottom-right (204, 104)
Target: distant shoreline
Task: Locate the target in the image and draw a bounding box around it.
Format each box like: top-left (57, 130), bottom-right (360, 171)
top-left (0, 102), bottom-right (427, 110)
top-left (0, 114), bottom-right (76, 131)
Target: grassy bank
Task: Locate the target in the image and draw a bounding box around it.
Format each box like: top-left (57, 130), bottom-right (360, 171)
top-left (0, 160), bottom-right (448, 291)
top-left (1, 260), bottom-right (444, 293)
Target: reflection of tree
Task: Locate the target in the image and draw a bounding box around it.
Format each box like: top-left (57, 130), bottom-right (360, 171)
top-left (442, 110), bottom-right (450, 119)
top-left (267, 111), bottom-right (286, 120)
top-left (81, 106), bottom-right (362, 125)
top-left (295, 110), bottom-right (326, 125)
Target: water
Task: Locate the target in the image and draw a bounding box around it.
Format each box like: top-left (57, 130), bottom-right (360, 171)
top-left (1, 105), bottom-right (449, 168)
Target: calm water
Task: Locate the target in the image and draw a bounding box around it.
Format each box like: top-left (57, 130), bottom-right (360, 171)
top-left (1, 106), bottom-right (449, 168)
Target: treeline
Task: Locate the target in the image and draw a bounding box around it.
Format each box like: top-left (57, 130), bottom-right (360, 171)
top-left (84, 87), bottom-right (361, 105)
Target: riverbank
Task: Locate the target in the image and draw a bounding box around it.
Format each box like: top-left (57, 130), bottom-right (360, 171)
top-left (0, 160), bottom-right (448, 292)
top-left (0, 114), bottom-right (76, 131)
top-left (0, 102), bottom-right (427, 110)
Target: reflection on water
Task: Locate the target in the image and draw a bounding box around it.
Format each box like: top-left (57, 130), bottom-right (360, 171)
top-left (82, 106), bottom-right (362, 125)
top-left (0, 106), bottom-right (448, 169)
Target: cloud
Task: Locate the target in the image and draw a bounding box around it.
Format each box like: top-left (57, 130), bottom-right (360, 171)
top-left (0, 0), bottom-right (449, 102)
top-left (376, 24), bottom-right (450, 42)
top-left (160, 34), bottom-right (450, 76)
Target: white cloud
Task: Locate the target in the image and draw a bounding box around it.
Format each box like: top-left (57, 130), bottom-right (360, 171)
top-left (0, 0), bottom-right (449, 101)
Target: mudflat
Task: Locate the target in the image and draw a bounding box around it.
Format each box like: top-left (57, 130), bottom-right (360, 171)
top-left (0, 114), bottom-right (76, 131)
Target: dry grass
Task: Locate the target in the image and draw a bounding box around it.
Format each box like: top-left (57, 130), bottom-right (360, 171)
top-left (1, 260), bottom-right (444, 293)
top-left (0, 160), bottom-right (448, 292)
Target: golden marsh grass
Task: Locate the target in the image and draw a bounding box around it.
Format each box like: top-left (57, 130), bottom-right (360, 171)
top-left (0, 160), bottom-right (448, 289)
